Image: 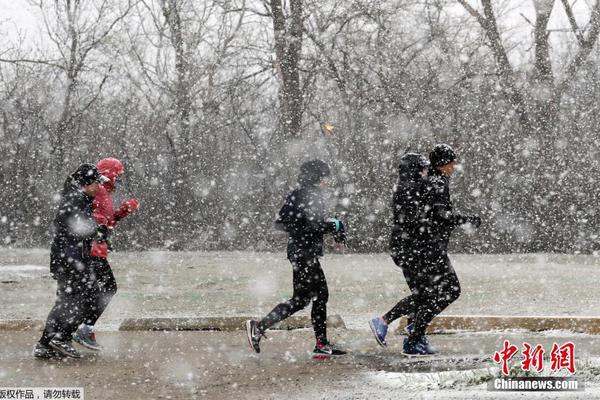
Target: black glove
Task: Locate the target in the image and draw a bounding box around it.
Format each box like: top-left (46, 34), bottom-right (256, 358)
top-left (466, 215), bottom-right (481, 228)
top-left (96, 224), bottom-right (110, 243)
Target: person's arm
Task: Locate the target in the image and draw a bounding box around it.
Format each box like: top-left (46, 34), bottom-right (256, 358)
top-left (54, 193), bottom-right (99, 241)
top-left (114, 199), bottom-right (139, 222)
top-left (430, 181), bottom-right (480, 228)
top-left (303, 191), bottom-right (339, 234)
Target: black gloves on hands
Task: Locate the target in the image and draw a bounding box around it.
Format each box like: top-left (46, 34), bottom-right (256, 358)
top-left (466, 215), bottom-right (482, 228)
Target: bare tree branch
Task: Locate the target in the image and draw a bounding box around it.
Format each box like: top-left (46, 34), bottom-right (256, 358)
top-left (561, 0), bottom-right (585, 44)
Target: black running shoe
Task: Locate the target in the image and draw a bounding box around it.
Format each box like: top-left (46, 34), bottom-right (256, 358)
top-left (49, 338), bottom-right (82, 359)
top-left (312, 340), bottom-right (347, 359)
top-left (33, 342), bottom-right (63, 359)
top-left (245, 320), bottom-right (265, 354)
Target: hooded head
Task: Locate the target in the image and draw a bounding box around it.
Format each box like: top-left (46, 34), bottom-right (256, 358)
top-left (97, 157), bottom-right (124, 192)
top-left (398, 153), bottom-right (429, 182)
top-left (298, 159), bottom-right (331, 186)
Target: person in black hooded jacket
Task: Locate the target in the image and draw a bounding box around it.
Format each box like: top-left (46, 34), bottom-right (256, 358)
top-left (245, 159), bottom-right (347, 358)
top-left (368, 153), bottom-right (433, 348)
top-left (34, 164), bottom-right (109, 359)
top-left (369, 146), bottom-right (481, 355)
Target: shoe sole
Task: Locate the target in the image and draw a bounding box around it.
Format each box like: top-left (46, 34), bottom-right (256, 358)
top-left (401, 351), bottom-right (435, 357)
top-left (33, 351), bottom-right (64, 359)
top-left (73, 335), bottom-right (102, 351)
top-left (368, 320), bottom-right (387, 347)
top-left (49, 342), bottom-right (82, 359)
top-left (245, 320), bottom-right (259, 354)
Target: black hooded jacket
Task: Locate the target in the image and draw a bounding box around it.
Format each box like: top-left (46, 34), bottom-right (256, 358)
top-left (276, 160), bottom-right (335, 259)
top-left (390, 160), bottom-right (431, 257)
top-left (427, 168), bottom-right (470, 252)
top-left (49, 180), bottom-right (98, 277)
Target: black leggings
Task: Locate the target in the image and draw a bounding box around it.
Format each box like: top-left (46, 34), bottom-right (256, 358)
top-left (258, 257), bottom-right (329, 341)
top-left (40, 267), bottom-right (95, 344)
top-left (84, 257), bottom-right (118, 326)
top-left (383, 252), bottom-right (461, 341)
top-left (39, 258), bottom-right (118, 344)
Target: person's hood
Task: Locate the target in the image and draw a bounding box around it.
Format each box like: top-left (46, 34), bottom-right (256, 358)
top-left (97, 158), bottom-right (124, 192)
top-left (398, 153), bottom-right (429, 182)
top-left (298, 159), bottom-right (330, 186)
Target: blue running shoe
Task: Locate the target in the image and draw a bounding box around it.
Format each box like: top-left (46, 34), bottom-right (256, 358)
top-left (404, 322), bottom-right (415, 336)
top-left (368, 317), bottom-right (388, 347)
top-left (402, 337), bottom-right (436, 356)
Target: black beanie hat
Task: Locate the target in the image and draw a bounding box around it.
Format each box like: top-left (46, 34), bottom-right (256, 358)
top-left (298, 159), bottom-right (331, 185)
top-left (429, 144), bottom-right (456, 168)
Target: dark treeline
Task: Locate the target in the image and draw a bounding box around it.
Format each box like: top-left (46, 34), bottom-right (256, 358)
top-left (1, 0), bottom-right (600, 253)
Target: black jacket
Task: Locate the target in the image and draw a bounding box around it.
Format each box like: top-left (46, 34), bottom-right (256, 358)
top-left (277, 184), bottom-right (335, 259)
top-left (428, 169), bottom-right (469, 252)
top-left (50, 182), bottom-right (97, 277)
top-left (390, 176), bottom-right (432, 257)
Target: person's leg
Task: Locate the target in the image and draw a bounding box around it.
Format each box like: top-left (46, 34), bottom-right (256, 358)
top-left (39, 278), bottom-right (69, 346)
top-left (408, 254), bottom-right (460, 342)
top-left (38, 271), bottom-right (88, 358)
top-left (309, 259), bottom-right (328, 342)
top-left (381, 253), bottom-right (422, 325)
top-left (83, 258), bottom-right (117, 326)
top-left (257, 258), bottom-right (312, 333)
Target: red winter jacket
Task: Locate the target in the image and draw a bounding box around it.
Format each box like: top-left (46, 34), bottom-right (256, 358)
top-left (90, 158), bottom-right (138, 259)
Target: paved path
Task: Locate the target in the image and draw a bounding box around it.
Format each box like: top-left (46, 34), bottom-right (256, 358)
top-left (2, 330), bottom-right (600, 399)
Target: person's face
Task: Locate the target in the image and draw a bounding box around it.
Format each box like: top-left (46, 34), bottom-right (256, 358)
top-left (319, 177), bottom-right (329, 189)
top-left (83, 182), bottom-right (101, 197)
top-left (420, 168), bottom-right (429, 177)
top-left (438, 161), bottom-right (456, 176)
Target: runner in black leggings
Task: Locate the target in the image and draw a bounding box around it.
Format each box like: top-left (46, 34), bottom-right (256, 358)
top-left (34, 164), bottom-right (109, 359)
top-left (369, 146), bottom-right (481, 355)
top-left (245, 160), bottom-right (346, 358)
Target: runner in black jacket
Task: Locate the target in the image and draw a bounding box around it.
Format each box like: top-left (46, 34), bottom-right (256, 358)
top-left (368, 153), bottom-right (432, 348)
top-left (369, 145), bottom-right (481, 355)
top-left (34, 164), bottom-right (109, 359)
top-left (245, 160), bottom-right (347, 358)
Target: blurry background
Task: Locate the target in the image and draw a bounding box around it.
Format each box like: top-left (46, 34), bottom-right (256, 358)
top-left (1, 0), bottom-right (599, 253)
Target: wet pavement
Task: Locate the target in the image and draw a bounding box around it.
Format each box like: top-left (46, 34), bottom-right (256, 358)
top-left (1, 330), bottom-right (600, 399)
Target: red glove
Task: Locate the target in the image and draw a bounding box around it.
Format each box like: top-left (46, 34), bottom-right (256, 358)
top-left (115, 198), bottom-right (139, 220)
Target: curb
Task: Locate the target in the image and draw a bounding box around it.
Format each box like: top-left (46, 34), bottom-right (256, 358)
top-left (396, 315), bottom-right (600, 334)
top-left (0, 319), bottom-right (44, 331)
top-left (118, 315), bottom-right (346, 331)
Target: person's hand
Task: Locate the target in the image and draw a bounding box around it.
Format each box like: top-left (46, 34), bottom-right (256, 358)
top-left (120, 199), bottom-right (139, 213)
top-left (96, 224), bottom-right (111, 242)
top-left (467, 215), bottom-right (481, 228)
top-left (115, 199), bottom-right (139, 222)
top-left (332, 219), bottom-right (346, 244)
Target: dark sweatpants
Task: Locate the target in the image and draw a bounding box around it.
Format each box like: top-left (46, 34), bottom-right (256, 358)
top-left (258, 257), bottom-right (329, 341)
top-left (85, 257), bottom-right (118, 326)
top-left (39, 267), bottom-right (95, 345)
top-left (383, 251), bottom-right (461, 341)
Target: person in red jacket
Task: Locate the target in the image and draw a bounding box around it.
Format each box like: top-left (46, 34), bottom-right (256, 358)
top-left (73, 157), bottom-right (139, 350)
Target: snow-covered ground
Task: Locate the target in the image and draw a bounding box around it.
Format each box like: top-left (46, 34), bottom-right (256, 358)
top-left (1, 249), bottom-right (599, 329)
